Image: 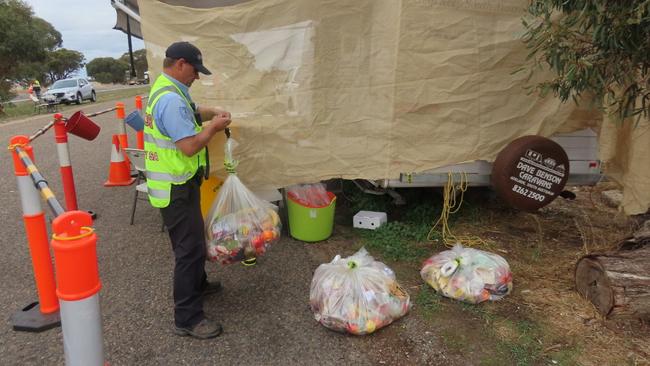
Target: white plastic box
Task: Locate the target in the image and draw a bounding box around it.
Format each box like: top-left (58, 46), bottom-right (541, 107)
top-left (353, 211), bottom-right (387, 230)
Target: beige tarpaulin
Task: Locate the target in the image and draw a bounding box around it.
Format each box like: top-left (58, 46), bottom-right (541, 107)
top-left (599, 116), bottom-right (650, 215)
top-left (138, 0), bottom-right (649, 215)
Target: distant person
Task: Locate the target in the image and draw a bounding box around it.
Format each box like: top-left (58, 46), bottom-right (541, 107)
top-left (144, 41), bottom-right (231, 340)
top-left (32, 79), bottom-right (41, 99)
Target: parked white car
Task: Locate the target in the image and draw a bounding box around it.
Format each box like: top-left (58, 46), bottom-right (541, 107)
top-left (42, 78), bottom-right (96, 105)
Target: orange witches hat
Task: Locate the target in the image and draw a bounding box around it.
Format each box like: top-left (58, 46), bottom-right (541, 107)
top-left (104, 135), bottom-right (135, 187)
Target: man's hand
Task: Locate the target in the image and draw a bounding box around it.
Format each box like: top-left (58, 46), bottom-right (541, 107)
top-left (208, 112), bottom-right (231, 132)
top-left (198, 105), bottom-right (230, 123)
top-left (175, 111), bottom-right (232, 157)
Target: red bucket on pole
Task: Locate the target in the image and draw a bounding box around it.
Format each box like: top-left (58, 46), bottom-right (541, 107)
top-left (65, 111), bottom-right (101, 141)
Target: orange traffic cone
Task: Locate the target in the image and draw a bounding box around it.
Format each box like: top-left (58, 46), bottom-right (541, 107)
top-left (104, 135), bottom-right (135, 187)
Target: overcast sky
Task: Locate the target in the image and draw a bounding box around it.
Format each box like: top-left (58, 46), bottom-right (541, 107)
top-left (24, 0), bottom-right (144, 63)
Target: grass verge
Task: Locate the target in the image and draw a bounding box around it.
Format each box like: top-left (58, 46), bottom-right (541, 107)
top-left (344, 183), bottom-right (584, 365)
top-left (0, 86), bottom-right (150, 123)
top-left (417, 290), bottom-right (580, 365)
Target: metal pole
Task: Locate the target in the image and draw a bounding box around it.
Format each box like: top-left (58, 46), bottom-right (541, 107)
top-left (53, 113), bottom-right (78, 211)
top-left (13, 146), bottom-right (66, 217)
top-left (8, 135), bottom-right (61, 332)
top-left (86, 106), bottom-right (118, 118)
top-left (28, 107), bottom-right (116, 142)
top-left (126, 15), bottom-right (136, 79)
top-left (51, 210), bottom-right (105, 366)
top-left (29, 120), bottom-right (56, 142)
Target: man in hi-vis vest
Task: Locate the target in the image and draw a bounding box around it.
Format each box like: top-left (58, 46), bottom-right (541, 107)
top-left (144, 42), bottom-right (231, 339)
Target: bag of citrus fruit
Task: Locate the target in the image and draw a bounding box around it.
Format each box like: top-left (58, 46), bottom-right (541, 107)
top-left (205, 137), bottom-right (281, 265)
top-left (309, 248), bottom-right (410, 335)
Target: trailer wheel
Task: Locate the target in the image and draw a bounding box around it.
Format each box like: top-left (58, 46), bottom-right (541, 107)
top-left (491, 135), bottom-right (569, 211)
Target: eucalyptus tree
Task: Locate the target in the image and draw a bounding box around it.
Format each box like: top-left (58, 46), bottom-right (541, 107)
top-left (521, 1), bottom-right (650, 121)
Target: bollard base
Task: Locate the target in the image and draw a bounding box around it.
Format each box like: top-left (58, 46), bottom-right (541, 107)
top-left (11, 302), bottom-right (61, 332)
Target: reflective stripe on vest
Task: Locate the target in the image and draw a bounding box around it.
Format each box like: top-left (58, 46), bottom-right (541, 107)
top-left (147, 85), bottom-right (178, 109)
top-left (143, 74), bottom-right (205, 208)
top-left (147, 187), bottom-right (170, 200)
top-left (146, 170), bottom-right (194, 183)
top-left (144, 133), bottom-right (178, 150)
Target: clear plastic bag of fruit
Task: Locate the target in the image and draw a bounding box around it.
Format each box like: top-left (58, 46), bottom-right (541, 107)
top-left (309, 248), bottom-right (410, 335)
top-left (420, 244), bottom-right (513, 304)
top-left (205, 136), bottom-right (281, 265)
top-left (286, 183), bottom-right (331, 207)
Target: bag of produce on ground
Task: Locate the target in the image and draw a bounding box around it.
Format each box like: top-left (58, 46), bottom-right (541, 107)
top-left (309, 248), bottom-right (410, 335)
top-left (420, 244), bottom-right (513, 304)
top-left (205, 137), bottom-right (281, 265)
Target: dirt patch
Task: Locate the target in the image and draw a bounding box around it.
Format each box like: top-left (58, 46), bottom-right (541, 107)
top-left (302, 181), bottom-right (650, 365)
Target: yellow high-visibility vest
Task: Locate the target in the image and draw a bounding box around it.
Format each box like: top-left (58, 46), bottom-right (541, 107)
top-left (143, 74), bottom-right (206, 208)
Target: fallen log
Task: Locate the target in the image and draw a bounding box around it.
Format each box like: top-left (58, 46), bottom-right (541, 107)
top-left (575, 226), bottom-right (650, 320)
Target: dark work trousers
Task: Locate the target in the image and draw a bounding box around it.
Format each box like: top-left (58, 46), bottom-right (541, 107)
top-left (160, 171), bottom-right (208, 328)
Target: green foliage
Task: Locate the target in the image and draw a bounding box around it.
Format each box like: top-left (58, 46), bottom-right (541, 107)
top-left (119, 49), bottom-right (149, 78)
top-left (0, 0), bottom-right (61, 101)
top-left (93, 72), bottom-right (114, 84)
top-left (360, 221), bottom-right (430, 261)
top-left (87, 57), bottom-right (129, 84)
top-left (44, 49), bottom-right (85, 82)
top-left (356, 197), bottom-right (439, 262)
top-left (521, 0), bottom-right (650, 121)
top-left (343, 182), bottom-right (392, 214)
top-left (460, 301), bottom-right (496, 323)
top-left (499, 320), bottom-right (544, 366)
top-left (401, 200), bottom-right (439, 227)
top-left (14, 61), bottom-right (47, 86)
top-left (459, 304), bottom-right (552, 365)
top-left (414, 285), bottom-right (443, 315)
top-left (344, 182), bottom-right (441, 261)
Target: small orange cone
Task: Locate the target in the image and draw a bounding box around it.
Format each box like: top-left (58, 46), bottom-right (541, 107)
top-left (104, 135), bottom-right (135, 187)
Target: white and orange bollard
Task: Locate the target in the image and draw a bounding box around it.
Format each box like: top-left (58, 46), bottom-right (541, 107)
top-left (104, 135), bottom-right (135, 186)
top-left (8, 135), bottom-right (60, 332)
top-left (53, 113), bottom-right (79, 211)
top-left (115, 102), bottom-right (130, 166)
top-left (51, 210), bottom-right (105, 366)
top-left (135, 96), bottom-right (144, 150)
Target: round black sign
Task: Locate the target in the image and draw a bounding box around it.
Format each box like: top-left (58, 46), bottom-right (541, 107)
top-left (491, 135), bottom-right (569, 211)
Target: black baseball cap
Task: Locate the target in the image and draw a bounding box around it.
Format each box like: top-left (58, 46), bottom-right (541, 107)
top-left (165, 41), bottom-right (212, 75)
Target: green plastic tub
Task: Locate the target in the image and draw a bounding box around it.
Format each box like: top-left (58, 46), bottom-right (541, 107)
top-left (287, 192), bottom-right (336, 242)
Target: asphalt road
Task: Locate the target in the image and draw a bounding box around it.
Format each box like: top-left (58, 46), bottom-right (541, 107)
top-left (0, 100), bottom-right (443, 365)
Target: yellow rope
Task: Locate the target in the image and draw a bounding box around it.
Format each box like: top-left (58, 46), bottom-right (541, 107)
top-left (427, 172), bottom-right (489, 248)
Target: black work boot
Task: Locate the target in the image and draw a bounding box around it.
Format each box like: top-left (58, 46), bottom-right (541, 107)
top-left (174, 318), bottom-right (223, 339)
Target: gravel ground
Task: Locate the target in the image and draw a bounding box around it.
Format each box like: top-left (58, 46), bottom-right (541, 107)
top-left (0, 101), bottom-right (453, 366)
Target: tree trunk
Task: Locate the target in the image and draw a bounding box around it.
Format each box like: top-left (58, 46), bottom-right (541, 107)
top-left (575, 240), bottom-right (650, 319)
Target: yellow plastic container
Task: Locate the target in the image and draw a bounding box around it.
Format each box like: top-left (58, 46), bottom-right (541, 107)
top-left (200, 174), bottom-right (223, 218)
top-left (287, 192), bottom-right (336, 242)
